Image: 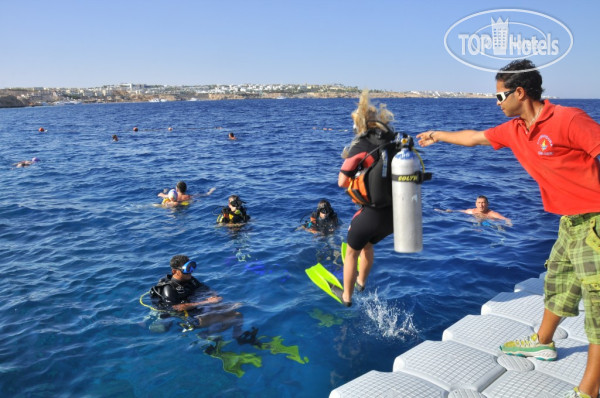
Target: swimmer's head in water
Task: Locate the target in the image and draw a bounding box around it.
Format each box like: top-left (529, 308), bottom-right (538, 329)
top-left (170, 254), bottom-right (195, 273)
top-left (228, 195), bottom-right (243, 208)
top-left (176, 181), bottom-right (187, 194)
top-left (317, 199), bottom-right (333, 216)
top-left (32, 157), bottom-right (40, 163)
top-left (168, 189), bottom-right (178, 202)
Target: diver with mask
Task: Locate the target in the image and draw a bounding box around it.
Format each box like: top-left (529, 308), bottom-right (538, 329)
top-left (303, 199), bottom-right (339, 234)
top-left (149, 254), bottom-right (243, 335)
top-left (217, 195), bottom-right (251, 224)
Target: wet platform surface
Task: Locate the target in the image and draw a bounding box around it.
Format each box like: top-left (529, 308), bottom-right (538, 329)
top-left (330, 273), bottom-right (588, 397)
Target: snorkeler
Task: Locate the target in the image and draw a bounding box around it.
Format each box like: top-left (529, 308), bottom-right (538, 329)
top-left (437, 195), bottom-right (512, 226)
top-left (303, 199), bottom-right (339, 234)
top-left (157, 181), bottom-right (216, 207)
top-left (149, 254), bottom-right (243, 335)
top-left (158, 188), bottom-right (180, 207)
top-left (228, 132), bottom-right (237, 140)
top-left (217, 195), bottom-right (250, 224)
top-left (14, 157), bottom-right (40, 168)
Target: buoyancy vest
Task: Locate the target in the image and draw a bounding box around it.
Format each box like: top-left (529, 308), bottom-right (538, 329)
top-left (347, 130), bottom-right (400, 208)
top-left (217, 207), bottom-right (250, 224)
top-left (150, 274), bottom-right (205, 304)
top-left (308, 212), bottom-right (339, 232)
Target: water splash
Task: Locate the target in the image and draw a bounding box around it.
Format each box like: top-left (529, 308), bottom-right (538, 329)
top-left (360, 290), bottom-right (419, 340)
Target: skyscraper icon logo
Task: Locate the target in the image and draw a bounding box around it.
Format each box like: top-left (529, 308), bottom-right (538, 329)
top-left (491, 17), bottom-right (509, 56)
top-left (444, 9), bottom-right (573, 72)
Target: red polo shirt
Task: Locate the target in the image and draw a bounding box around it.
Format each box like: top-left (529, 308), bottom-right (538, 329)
top-left (485, 100), bottom-right (600, 215)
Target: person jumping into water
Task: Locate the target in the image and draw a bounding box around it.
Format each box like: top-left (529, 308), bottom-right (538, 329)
top-left (337, 90), bottom-right (397, 307)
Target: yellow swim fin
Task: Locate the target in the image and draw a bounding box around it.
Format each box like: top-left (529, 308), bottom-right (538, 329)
top-left (341, 242), bottom-right (360, 270)
top-left (305, 263), bottom-right (344, 304)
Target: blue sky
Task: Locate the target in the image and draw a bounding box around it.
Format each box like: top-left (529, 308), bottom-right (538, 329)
top-left (1, 0), bottom-right (598, 98)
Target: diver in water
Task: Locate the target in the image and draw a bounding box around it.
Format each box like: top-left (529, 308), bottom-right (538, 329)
top-left (303, 199), bottom-right (339, 234)
top-left (217, 195), bottom-right (251, 224)
top-left (149, 254), bottom-right (243, 335)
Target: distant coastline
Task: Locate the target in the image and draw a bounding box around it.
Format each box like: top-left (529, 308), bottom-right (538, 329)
top-left (0, 83), bottom-right (493, 108)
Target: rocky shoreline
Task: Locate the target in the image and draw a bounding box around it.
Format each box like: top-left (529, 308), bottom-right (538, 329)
top-left (0, 88), bottom-right (491, 109)
top-left (0, 95), bottom-right (30, 108)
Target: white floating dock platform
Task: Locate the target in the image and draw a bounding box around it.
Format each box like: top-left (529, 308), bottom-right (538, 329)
top-left (330, 273), bottom-right (589, 397)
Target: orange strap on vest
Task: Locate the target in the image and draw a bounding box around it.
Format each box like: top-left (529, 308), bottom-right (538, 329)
top-left (347, 172), bottom-right (370, 206)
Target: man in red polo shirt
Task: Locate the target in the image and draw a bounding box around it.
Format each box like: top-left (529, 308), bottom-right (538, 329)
top-left (417, 59), bottom-right (600, 398)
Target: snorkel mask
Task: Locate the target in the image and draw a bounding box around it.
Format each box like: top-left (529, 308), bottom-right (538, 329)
top-left (229, 197), bottom-right (244, 208)
top-left (178, 260), bottom-right (197, 274)
top-left (318, 202), bottom-right (332, 216)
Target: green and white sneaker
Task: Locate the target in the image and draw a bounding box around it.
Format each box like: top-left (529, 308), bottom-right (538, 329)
top-left (499, 333), bottom-right (557, 361)
top-left (563, 387), bottom-right (595, 398)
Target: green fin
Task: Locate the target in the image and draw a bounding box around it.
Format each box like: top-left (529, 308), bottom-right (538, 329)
top-left (341, 242), bottom-right (348, 261)
top-left (204, 338), bottom-right (262, 377)
top-left (341, 242), bottom-right (360, 270)
top-left (305, 263), bottom-right (343, 303)
top-left (309, 308), bottom-right (343, 327)
top-left (258, 336), bottom-right (309, 364)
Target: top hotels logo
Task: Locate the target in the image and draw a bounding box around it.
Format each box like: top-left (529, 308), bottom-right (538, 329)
top-left (444, 9), bottom-right (573, 72)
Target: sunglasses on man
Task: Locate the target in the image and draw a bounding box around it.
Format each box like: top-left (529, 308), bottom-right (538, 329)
top-left (496, 89), bottom-right (515, 103)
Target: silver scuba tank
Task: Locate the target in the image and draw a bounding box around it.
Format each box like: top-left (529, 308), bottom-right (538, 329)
top-left (391, 141), bottom-right (426, 253)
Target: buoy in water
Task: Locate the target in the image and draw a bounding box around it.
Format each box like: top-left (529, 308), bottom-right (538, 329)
top-left (38, 127), bottom-right (45, 132)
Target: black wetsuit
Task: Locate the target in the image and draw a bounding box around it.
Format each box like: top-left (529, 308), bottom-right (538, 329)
top-left (308, 211), bottom-right (339, 234)
top-left (150, 274), bottom-right (211, 308)
top-left (340, 134), bottom-right (394, 250)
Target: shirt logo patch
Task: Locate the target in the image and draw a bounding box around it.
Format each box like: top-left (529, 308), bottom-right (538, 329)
top-left (537, 134), bottom-right (553, 156)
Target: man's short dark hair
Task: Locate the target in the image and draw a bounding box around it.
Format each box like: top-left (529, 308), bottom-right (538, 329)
top-left (176, 181), bottom-right (187, 193)
top-left (495, 59), bottom-right (544, 101)
top-left (477, 195), bottom-right (489, 203)
top-left (170, 254), bottom-right (189, 270)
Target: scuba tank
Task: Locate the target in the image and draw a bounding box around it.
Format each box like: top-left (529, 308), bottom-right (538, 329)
top-left (391, 135), bottom-right (432, 253)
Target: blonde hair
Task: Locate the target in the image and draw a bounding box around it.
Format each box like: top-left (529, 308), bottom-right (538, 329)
top-left (343, 90), bottom-right (394, 158)
top-left (351, 89), bottom-right (394, 134)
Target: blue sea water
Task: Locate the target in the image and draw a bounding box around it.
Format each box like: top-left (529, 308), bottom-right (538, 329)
top-left (1, 97), bottom-right (599, 397)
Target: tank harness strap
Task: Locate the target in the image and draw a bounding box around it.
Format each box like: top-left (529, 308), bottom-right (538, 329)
top-left (391, 147), bottom-right (432, 184)
top-left (391, 170), bottom-right (432, 184)
top-left (346, 142), bottom-right (394, 206)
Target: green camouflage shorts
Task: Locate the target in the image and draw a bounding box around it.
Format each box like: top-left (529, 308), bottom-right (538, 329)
top-left (544, 212), bottom-right (600, 344)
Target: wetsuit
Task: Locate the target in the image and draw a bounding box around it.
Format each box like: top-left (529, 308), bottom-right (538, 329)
top-left (217, 207), bottom-right (250, 224)
top-left (340, 134), bottom-right (394, 250)
top-left (150, 274), bottom-right (211, 308)
top-left (307, 211), bottom-right (339, 234)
